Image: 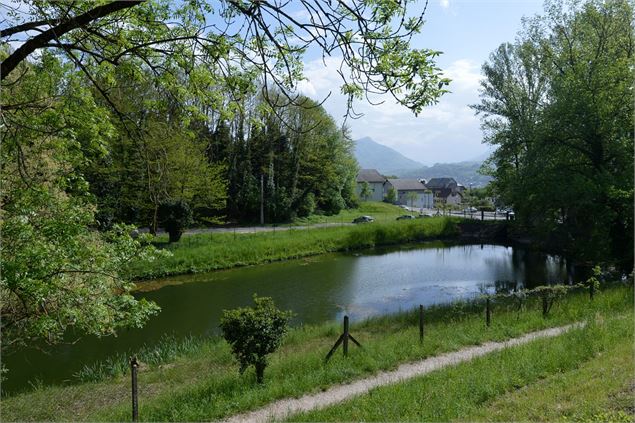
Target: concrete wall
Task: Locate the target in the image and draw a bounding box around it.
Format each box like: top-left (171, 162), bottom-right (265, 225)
top-left (446, 193), bottom-right (462, 206)
top-left (396, 191), bottom-right (434, 209)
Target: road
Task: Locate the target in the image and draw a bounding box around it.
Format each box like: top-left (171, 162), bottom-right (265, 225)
top-left (144, 209), bottom-right (510, 238)
top-left (143, 222), bottom-right (354, 237)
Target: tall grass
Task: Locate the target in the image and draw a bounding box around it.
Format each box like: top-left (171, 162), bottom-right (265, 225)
top-left (73, 335), bottom-right (208, 383)
top-left (130, 217), bottom-right (461, 280)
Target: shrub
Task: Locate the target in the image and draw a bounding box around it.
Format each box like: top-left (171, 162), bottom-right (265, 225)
top-left (158, 200), bottom-right (193, 242)
top-left (219, 295), bottom-right (293, 383)
top-left (297, 193), bottom-right (316, 217)
top-left (384, 187), bottom-right (397, 203)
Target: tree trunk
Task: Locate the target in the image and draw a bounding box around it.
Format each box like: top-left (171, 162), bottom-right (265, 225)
top-left (255, 361), bottom-right (266, 384)
top-left (168, 229), bottom-right (182, 243)
top-left (151, 204), bottom-right (159, 235)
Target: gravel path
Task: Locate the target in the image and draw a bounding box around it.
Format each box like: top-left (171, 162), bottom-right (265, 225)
top-left (222, 323), bottom-right (584, 423)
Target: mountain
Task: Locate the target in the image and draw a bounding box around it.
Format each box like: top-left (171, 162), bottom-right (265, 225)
top-left (396, 161), bottom-right (492, 187)
top-left (353, 136), bottom-right (492, 187)
top-left (354, 137), bottom-right (423, 174)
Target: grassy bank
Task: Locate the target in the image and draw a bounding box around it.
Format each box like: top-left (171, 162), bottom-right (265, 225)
top-left (290, 312), bottom-right (634, 422)
top-left (2, 284), bottom-right (631, 422)
top-left (130, 216), bottom-right (461, 280)
top-left (290, 201), bottom-right (415, 225)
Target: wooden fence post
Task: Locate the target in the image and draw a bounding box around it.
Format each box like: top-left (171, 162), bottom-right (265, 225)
top-left (419, 305), bottom-right (424, 342)
top-left (343, 315), bottom-right (349, 356)
top-left (542, 296), bottom-right (548, 317)
top-left (486, 298), bottom-right (491, 327)
top-left (325, 315), bottom-right (362, 362)
top-left (130, 356), bottom-right (139, 422)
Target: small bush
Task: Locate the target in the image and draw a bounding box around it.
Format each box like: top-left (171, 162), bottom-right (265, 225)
top-left (219, 295), bottom-right (293, 383)
top-left (158, 200), bottom-right (193, 242)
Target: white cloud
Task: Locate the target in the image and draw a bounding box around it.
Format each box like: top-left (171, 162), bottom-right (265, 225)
top-left (439, 0), bottom-right (450, 9)
top-left (296, 56), bottom-right (488, 164)
top-left (442, 59), bottom-right (481, 93)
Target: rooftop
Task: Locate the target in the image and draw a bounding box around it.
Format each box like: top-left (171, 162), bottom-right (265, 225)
top-left (387, 179), bottom-right (428, 191)
top-left (356, 169), bottom-right (386, 183)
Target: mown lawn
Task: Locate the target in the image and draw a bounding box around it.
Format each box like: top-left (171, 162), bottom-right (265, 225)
top-left (2, 284), bottom-right (631, 422)
top-left (290, 201), bottom-right (413, 225)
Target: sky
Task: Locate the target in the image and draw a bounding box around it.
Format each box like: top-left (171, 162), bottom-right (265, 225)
top-left (2, 0), bottom-right (544, 165)
top-left (297, 0), bottom-right (544, 165)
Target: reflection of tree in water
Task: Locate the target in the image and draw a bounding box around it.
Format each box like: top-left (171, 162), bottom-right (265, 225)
top-left (493, 279), bottom-right (520, 294)
top-left (483, 247), bottom-right (569, 290)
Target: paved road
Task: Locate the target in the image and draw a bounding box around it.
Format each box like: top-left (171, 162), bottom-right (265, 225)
top-left (144, 222), bottom-right (354, 237)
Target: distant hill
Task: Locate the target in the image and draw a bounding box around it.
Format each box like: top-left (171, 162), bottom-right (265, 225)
top-left (354, 137), bottom-right (423, 174)
top-left (396, 161), bottom-right (492, 187)
top-left (353, 136), bottom-right (492, 187)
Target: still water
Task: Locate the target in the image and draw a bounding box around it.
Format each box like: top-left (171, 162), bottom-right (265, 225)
top-left (5, 241), bottom-right (571, 395)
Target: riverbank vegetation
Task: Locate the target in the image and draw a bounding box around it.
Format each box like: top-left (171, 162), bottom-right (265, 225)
top-left (474, 0), bottom-right (634, 271)
top-left (2, 283), bottom-right (631, 421)
top-left (130, 217), bottom-right (461, 280)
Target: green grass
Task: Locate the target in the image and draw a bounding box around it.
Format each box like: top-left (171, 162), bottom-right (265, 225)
top-left (2, 284), bottom-right (631, 422)
top-left (289, 310), bottom-right (634, 422)
top-left (130, 215), bottom-right (461, 280)
top-left (463, 337), bottom-right (634, 422)
top-left (290, 202), bottom-right (411, 225)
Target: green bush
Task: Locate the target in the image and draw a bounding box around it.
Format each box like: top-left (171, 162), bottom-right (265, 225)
top-left (384, 187), bottom-right (397, 203)
top-left (219, 295), bottom-right (293, 383)
top-left (158, 200), bottom-right (193, 242)
top-left (297, 193), bottom-right (316, 218)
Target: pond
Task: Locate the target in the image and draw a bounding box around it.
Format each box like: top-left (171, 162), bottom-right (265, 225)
top-left (4, 241), bottom-right (573, 395)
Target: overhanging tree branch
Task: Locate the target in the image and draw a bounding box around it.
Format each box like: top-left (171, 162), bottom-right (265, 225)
top-left (1, 0), bottom-right (143, 81)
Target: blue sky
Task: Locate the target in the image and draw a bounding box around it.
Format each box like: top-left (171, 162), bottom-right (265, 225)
top-left (298, 0), bottom-right (544, 165)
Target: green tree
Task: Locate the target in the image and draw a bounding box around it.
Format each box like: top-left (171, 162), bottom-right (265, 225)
top-left (1, 0), bottom-right (449, 117)
top-left (406, 191), bottom-right (418, 208)
top-left (158, 200), bottom-right (193, 243)
top-left (360, 182), bottom-right (372, 201)
top-left (219, 296), bottom-right (293, 384)
top-left (384, 187), bottom-right (398, 203)
top-left (0, 56), bottom-right (160, 352)
top-left (473, 0), bottom-right (634, 270)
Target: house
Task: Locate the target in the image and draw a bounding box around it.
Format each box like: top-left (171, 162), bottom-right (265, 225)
top-left (385, 179), bottom-right (434, 209)
top-left (356, 169), bottom-right (386, 201)
top-left (426, 177), bottom-right (463, 206)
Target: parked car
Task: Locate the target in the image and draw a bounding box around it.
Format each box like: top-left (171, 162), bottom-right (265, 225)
top-left (396, 215), bottom-right (415, 220)
top-left (399, 205), bottom-right (409, 209)
top-left (464, 207), bottom-right (478, 213)
top-left (352, 215), bottom-right (374, 224)
top-left (416, 214), bottom-right (433, 219)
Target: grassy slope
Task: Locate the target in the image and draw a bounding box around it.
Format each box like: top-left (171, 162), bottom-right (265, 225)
top-left (290, 201), bottom-right (411, 225)
top-left (2, 285), bottom-right (631, 422)
top-left (289, 311), bottom-right (634, 422)
top-left (463, 338), bottom-right (634, 422)
top-left (130, 214), bottom-right (460, 280)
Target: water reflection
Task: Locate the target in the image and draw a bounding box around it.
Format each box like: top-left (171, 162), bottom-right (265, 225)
top-left (4, 241), bottom-right (570, 395)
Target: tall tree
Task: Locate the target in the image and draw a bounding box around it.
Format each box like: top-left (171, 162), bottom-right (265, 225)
top-left (474, 0), bottom-right (634, 269)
